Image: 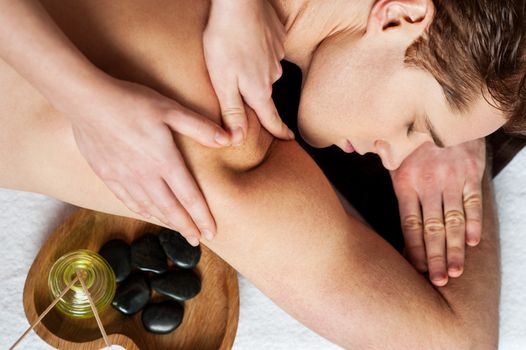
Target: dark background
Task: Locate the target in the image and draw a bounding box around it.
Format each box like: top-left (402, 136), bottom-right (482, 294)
top-left (271, 60), bottom-right (526, 253)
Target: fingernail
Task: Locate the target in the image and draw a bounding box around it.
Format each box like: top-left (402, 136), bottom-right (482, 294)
top-left (203, 229), bottom-right (214, 241)
top-left (287, 129), bottom-right (295, 140)
top-left (467, 238), bottom-right (480, 246)
top-left (214, 131), bottom-right (230, 146)
top-left (432, 274), bottom-right (448, 286)
top-left (188, 237), bottom-right (200, 247)
top-left (448, 265), bottom-right (463, 278)
top-left (232, 127), bottom-right (244, 146)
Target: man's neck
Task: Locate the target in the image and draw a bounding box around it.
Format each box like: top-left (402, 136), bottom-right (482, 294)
top-left (268, 0), bottom-right (373, 72)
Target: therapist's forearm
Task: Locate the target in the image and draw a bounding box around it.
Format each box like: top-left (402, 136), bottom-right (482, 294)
top-left (0, 0), bottom-right (107, 112)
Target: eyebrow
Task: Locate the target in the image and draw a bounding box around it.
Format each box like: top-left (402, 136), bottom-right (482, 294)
top-left (424, 113), bottom-right (446, 148)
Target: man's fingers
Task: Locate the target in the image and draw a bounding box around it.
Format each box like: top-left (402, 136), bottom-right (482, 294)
top-left (248, 94), bottom-right (293, 141)
top-left (165, 106), bottom-right (230, 148)
top-left (397, 190), bottom-right (427, 272)
top-left (271, 57), bottom-right (284, 82)
top-left (162, 149), bottom-right (217, 241)
top-left (421, 194), bottom-right (448, 287)
top-left (215, 86), bottom-right (248, 146)
top-left (443, 189), bottom-right (466, 278)
top-left (463, 180), bottom-right (483, 246)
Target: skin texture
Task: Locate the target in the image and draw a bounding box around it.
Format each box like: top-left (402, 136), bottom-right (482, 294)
top-left (390, 139), bottom-right (486, 285)
top-left (0, 0), bottom-right (493, 282)
top-left (272, 0), bottom-right (500, 286)
top-left (0, 0), bottom-right (293, 244)
top-left (0, 0), bottom-right (233, 243)
top-left (0, 0), bottom-right (500, 348)
top-left (292, 0), bottom-right (507, 169)
top-left (204, 0), bottom-right (293, 144)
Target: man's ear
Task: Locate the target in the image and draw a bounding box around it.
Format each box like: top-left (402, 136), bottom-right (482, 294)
top-left (366, 0), bottom-right (434, 36)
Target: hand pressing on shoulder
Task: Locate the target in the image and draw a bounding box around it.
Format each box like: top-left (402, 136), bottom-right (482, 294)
top-left (389, 139), bottom-right (486, 286)
top-left (204, 0), bottom-right (294, 144)
top-left (67, 76), bottom-right (231, 246)
top-left (0, 0), bottom-right (233, 247)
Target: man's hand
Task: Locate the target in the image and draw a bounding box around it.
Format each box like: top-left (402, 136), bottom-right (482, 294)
top-left (204, 0), bottom-right (293, 145)
top-left (390, 139), bottom-right (486, 286)
top-left (68, 77), bottom-right (231, 246)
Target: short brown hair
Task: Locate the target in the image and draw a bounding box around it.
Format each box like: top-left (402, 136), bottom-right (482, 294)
top-left (405, 0), bottom-right (526, 135)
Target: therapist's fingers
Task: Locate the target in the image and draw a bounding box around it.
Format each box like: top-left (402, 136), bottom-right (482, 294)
top-left (463, 177), bottom-right (484, 247)
top-left (214, 84), bottom-right (248, 146)
top-left (422, 193), bottom-right (448, 287)
top-left (163, 105), bottom-right (231, 148)
top-left (122, 180), bottom-right (155, 220)
top-left (443, 187), bottom-right (466, 278)
top-left (161, 147), bottom-right (216, 243)
top-left (123, 179), bottom-right (185, 228)
top-left (397, 189), bottom-right (427, 272)
top-left (246, 93), bottom-right (294, 141)
top-left (105, 178), bottom-right (151, 218)
top-left (148, 172), bottom-right (202, 247)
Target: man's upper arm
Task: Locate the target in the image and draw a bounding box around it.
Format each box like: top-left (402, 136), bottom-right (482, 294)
top-left (191, 136), bottom-right (494, 349)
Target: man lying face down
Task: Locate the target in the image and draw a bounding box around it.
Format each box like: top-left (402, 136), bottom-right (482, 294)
top-left (255, 1), bottom-right (523, 346)
top-left (271, 0), bottom-right (526, 288)
top-left (0, 0), bottom-right (522, 348)
top-left (291, 0), bottom-right (525, 169)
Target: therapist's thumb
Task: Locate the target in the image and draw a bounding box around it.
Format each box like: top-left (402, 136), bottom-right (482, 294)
top-left (217, 88), bottom-right (248, 146)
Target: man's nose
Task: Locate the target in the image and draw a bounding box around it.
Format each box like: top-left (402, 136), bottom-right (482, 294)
top-left (375, 140), bottom-right (418, 171)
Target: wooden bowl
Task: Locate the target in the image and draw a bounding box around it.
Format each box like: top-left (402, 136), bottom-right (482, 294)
top-left (22, 208), bottom-right (239, 350)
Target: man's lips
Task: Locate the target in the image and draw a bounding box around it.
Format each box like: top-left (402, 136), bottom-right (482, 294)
top-left (343, 139), bottom-right (355, 153)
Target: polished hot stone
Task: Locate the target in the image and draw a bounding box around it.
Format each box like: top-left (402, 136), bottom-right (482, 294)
top-left (130, 233), bottom-right (168, 274)
top-left (141, 300), bottom-right (184, 334)
top-left (111, 272), bottom-right (151, 315)
top-left (99, 239), bottom-right (131, 283)
top-left (151, 269), bottom-right (201, 301)
top-left (159, 229), bottom-right (201, 269)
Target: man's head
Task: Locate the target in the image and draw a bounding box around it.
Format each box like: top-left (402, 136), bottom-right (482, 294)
top-left (298, 0), bottom-right (525, 170)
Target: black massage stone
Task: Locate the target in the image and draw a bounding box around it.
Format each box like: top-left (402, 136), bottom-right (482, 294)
top-left (130, 233), bottom-right (168, 274)
top-left (159, 229), bottom-right (201, 269)
top-left (111, 272), bottom-right (151, 315)
top-left (151, 269), bottom-right (201, 302)
top-left (141, 300), bottom-right (184, 334)
top-left (99, 239), bottom-right (131, 283)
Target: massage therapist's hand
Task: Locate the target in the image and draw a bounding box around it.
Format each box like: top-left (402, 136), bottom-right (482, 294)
top-left (204, 0), bottom-right (294, 144)
top-left (0, 0), bottom-right (230, 246)
top-left (68, 77), bottom-right (231, 246)
top-left (390, 139), bottom-right (486, 286)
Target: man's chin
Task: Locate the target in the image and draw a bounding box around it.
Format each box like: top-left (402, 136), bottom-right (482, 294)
top-left (297, 122), bottom-right (330, 148)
